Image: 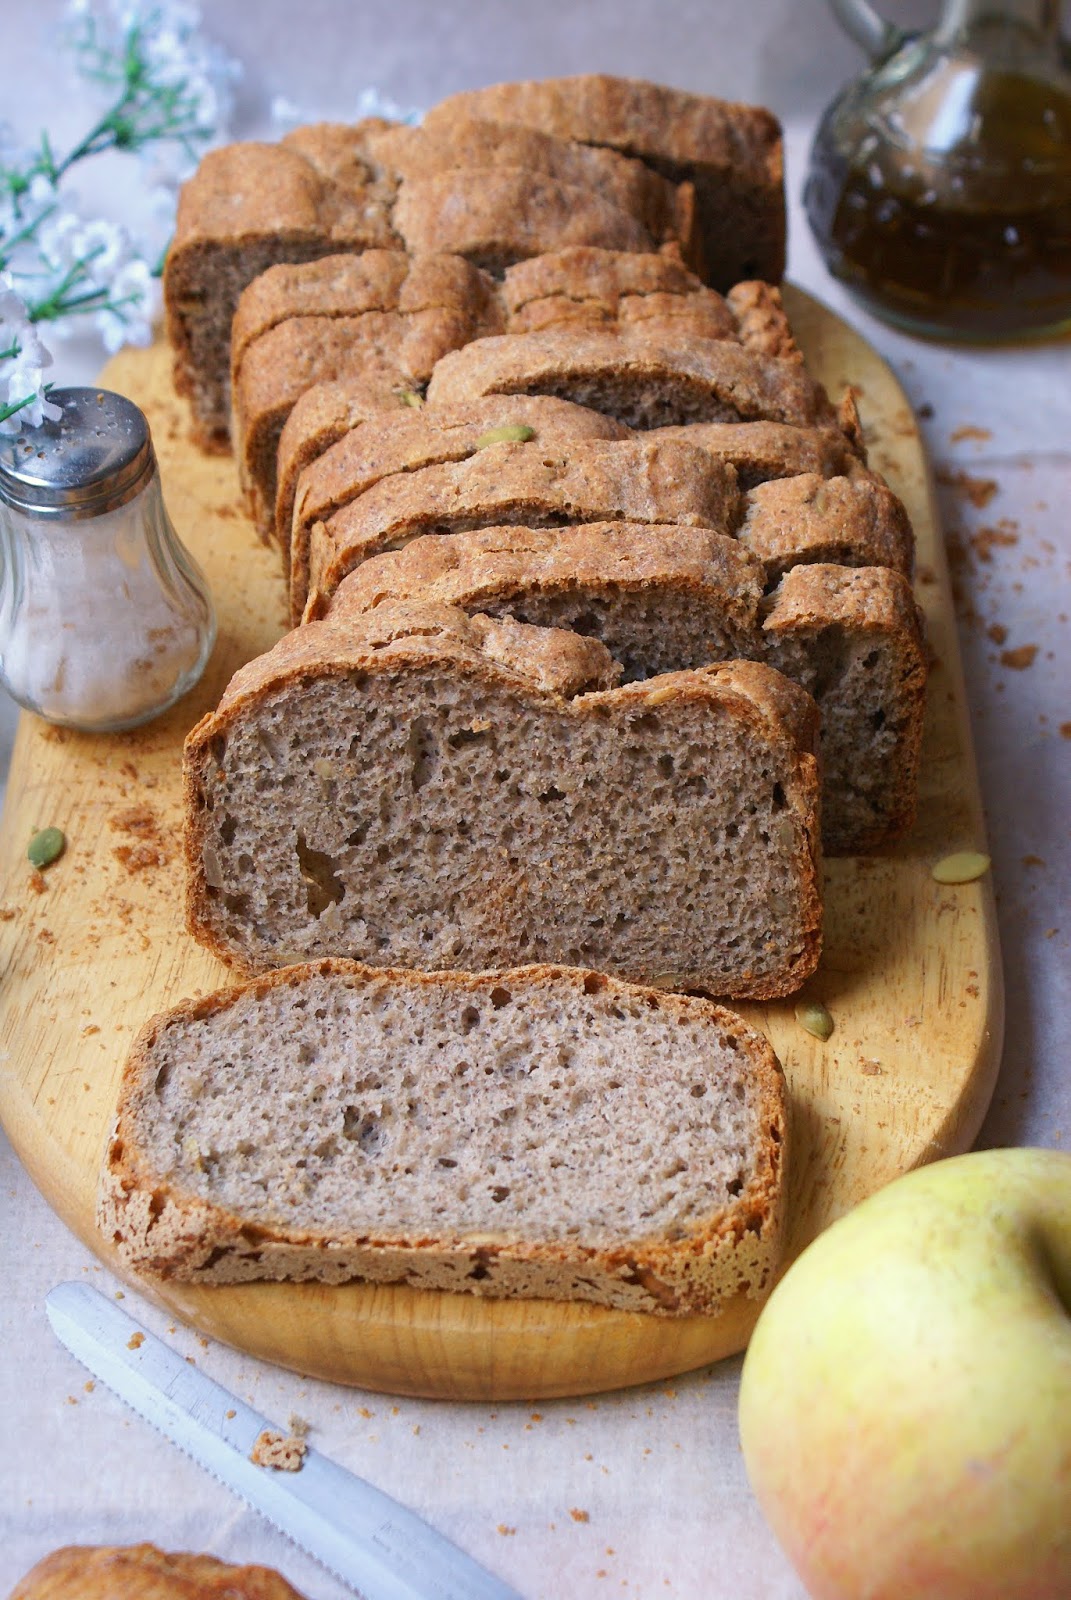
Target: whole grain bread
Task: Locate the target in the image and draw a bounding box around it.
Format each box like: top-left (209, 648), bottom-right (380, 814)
top-left (8, 1545), bottom-right (306, 1600)
top-left (424, 327), bottom-right (829, 430)
top-left (298, 436), bottom-right (740, 620)
top-left (320, 526), bottom-right (926, 852)
top-left (287, 394), bottom-right (630, 594)
top-left (183, 600), bottom-right (822, 994)
top-left (426, 75), bottom-right (785, 288)
top-left (99, 960), bottom-right (789, 1317)
top-left (231, 251), bottom-right (504, 537)
top-left (163, 123), bottom-right (400, 448)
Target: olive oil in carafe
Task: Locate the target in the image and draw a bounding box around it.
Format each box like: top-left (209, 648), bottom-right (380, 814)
top-left (806, 61), bottom-right (1071, 341)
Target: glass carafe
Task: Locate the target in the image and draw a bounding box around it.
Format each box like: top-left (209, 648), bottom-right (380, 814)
top-left (805, 0), bottom-right (1071, 340)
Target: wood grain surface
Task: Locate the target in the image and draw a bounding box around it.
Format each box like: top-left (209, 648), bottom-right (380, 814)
top-left (0, 288), bottom-right (1003, 1399)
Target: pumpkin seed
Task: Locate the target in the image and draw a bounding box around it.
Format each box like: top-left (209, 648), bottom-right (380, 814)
top-left (932, 851), bottom-right (990, 885)
top-left (396, 388), bottom-right (424, 409)
top-left (27, 826), bottom-right (65, 869)
top-left (473, 424), bottom-right (536, 449)
top-left (795, 1000), bottom-right (833, 1041)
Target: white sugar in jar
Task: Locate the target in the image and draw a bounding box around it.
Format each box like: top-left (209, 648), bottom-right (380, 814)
top-left (0, 388), bottom-right (215, 731)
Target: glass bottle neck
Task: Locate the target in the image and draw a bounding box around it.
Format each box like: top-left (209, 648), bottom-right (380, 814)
top-left (935, 0), bottom-right (1063, 44)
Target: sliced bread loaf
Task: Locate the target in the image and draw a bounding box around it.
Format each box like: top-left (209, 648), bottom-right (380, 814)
top-left (320, 527), bottom-right (926, 853)
top-left (231, 251), bottom-right (505, 538)
top-left (100, 960), bottom-right (788, 1316)
top-left (299, 436), bottom-right (740, 621)
top-left (739, 471), bottom-right (914, 580)
top-left (425, 75), bottom-right (786, 288)
top-left (424, 327), bottom-right (829, 429)
top-left (184, 601), bottom-right (822, 995)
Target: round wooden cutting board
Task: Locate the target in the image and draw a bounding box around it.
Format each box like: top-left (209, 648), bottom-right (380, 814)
top-left (0, 288), bottom-right (1003, 1400)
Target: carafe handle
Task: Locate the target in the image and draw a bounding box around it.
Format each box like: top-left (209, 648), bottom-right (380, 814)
top-left (829, 0), bottom-right (908, 59)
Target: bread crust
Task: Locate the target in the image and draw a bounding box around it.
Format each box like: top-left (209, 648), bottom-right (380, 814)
top-left (425, 75), bottom-right (785, 288)
top-left (286, 393), bottom-right (629, 589)
top-left (98, 961), bottom-right (789, 1318)
top-left (647, 420), bottom-right (861, 488)
top-left (9, 1544), bottom-right (306, 1600)
top-left (300, 436), bottom-right (740, 620)
top-left (425, 328), bottom-right (829, 430)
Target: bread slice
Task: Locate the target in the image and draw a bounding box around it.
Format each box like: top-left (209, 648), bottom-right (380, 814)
top-left (320, 527), bottom-right (926, 853)
top-left (367, 119), bottom-right (694, 265)
top-left (763, 564), bottom-right (927, 852)
top-left (648, 420), bottom-right (861, 489)
top-left (424, 327), bottom-right (829, 430)
top-left (99, 960), bottom-right (789, 1317)
top-left (231, 251), bottom-right (505, 538)
top-left (163, 123), bottom-right (400, 449)
top-left (184, 601), bottom-right (822, 995)
top-left (285, 394), bottom-right (630, 590)
top-left (500, 244), bottom-right (738, 339)
top-left (740, 471), bottom-right (914, 580)
top-left (426, 75), bottom-right (785, 289)
top-left (299, 436), bottom-right (740, 621)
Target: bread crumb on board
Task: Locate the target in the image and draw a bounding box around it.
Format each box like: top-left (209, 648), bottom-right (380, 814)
top-left (250, 1428), bottom-right (307, 1471)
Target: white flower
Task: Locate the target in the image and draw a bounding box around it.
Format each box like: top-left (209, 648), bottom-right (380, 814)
top-left (0, 284), bottom-right (60, 434)
top-left (271, 88), bottom-right (424, 136)
top-left (96, 256), bottom-right (158, 351)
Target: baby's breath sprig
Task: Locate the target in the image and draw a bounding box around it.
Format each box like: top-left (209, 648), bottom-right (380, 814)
top-left (0, 1), bottom-right (239, 433)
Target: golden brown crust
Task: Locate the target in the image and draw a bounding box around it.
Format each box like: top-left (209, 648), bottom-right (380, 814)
top-left (321, 520), bottom-right (763, 626)
top-left (740, 471), bottom-right (915, 580)
top-left (301, 436), bottom-right (741, 619)
top-left (424, 327), bottom-right (829, 428)
top-left (9, 1545), bottom-right (306, 1600)
top-left (501, 244), bottom-right (736, 338)
top-left (99, 961), bottom-right (789, 1317)
top-left (426, 74), bottom-right (785, 286)
top-left (370, 118), bottom-right (693, 260)
top-left (231, 252), bottom-right (504, 538)
top-left (285, 393), bottom-right (630, 584)
top-left (646, 420), bottom-right (861, 489)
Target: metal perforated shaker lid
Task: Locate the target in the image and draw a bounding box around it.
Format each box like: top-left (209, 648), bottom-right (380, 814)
top-left (0, 387), bottom-right (155, 518)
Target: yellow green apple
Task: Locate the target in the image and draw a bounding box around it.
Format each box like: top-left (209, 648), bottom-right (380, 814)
top-left (738, 1147), bottom-right (1071, 1600)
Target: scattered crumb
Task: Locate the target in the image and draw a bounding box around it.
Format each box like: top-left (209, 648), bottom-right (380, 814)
top-left (81, 1024), bottom-right (100, 1037)
top-left (986, 623), bottom-right (1008, 645)
top-left (570, 1509), bottom-right (591, 1523)
top-left (1022, 854), bottom-right (1045, 868)
top-left (972, 523), bottom-right (1019, 562)
top-left (358, 1406), bottom-right (373, 1420)
top-left (113, 842), bottom-right (168, 873)
top-left (225, 1409), bottom-right (236, 1419)
top-left (28, 870), bottom-right (47, 894)
top-left (497, 1525), bottom-right (516, 1537)
top-left (1059, 723), bottom-right (1071, 739)
top-left (36, 928), bottom-right (55, 945)
top-left (65, 1396), bottom-right (78, 1406)
top-left (936, 469), bottom-right (998, 509)
top-left (84, 1381), bottom-right (95, 1393)
top-left (0, 907), bottom-right (15, 921)
top-left (1000, 645), bottom-right (1037, 670)
top-left (949, 424), bottom-right (992, 443)
top-left (126, 1332), bottom-right (144, 1350)
top-left (114, 1291), bottom-right (124, 1300)
top-left (250, 1429), bottom-right (307, 1472)
top-left (287, 1412), bottom-right (311, 1439)
top-left (110, 804), bottom-right (169, 872)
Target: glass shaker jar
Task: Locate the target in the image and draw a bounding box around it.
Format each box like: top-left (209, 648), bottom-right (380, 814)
top-left (805, 0), bottom-right (1071, 340)
top-left (0, 388), bottom-right (215, 731)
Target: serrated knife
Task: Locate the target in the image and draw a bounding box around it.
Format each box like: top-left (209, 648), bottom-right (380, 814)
top-left (46, 1282), bottom-right (524, 1600)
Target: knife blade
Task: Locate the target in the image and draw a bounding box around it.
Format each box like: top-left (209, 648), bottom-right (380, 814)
top-left (46, 1282), bottom-right (523, 1600)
